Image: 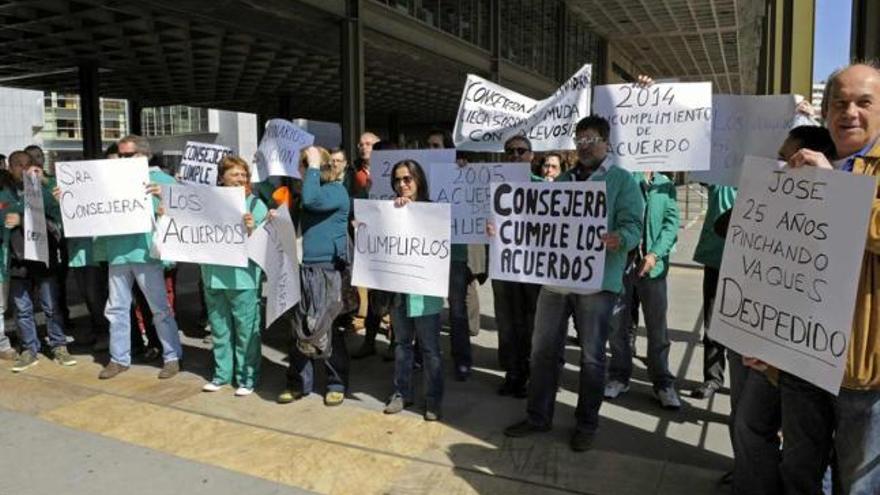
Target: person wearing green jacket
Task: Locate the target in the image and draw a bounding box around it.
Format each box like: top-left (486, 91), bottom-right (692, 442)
top-left (0, 168), bottom-right (17, 361)
top-left (503, 115), bottom-right (644, 452)
top-left (605, 171), bottom-right (680, 409)
top-left (93, 135), bottom-right (182, 380)
top-left (198, 156), bottom-right (268, 397)
top-left (381, 159), bottom-right (445, 421)
top-left (5, 150), bottom-right (75, 372)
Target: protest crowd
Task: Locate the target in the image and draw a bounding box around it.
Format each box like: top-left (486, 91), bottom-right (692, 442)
top-left (3, 61), bottom-right (880, 495)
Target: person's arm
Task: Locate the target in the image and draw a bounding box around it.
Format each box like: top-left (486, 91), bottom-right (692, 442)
top-left (864, 197), bottom-right (880, 255)
top-left (613, 173), bottom-right (645, 252)
top-left (301, 169), bottom-right (348, 212)
top-left (649, 184), bottom-right (680, 259)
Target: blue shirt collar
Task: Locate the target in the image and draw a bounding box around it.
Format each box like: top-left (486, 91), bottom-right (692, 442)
top-left (842, 138), bottom-right (877, 172)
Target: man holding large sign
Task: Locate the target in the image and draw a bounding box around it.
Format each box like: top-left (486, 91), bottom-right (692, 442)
top-left (453, 64), bottom-right (591, 152)
top-left (592, 82), bottom-right (712, 172)
top-left (503, 116), bottom-right (643, 452)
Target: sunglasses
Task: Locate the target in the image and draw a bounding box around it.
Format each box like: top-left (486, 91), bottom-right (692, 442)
top-left (505, 147), bottom-right (530, 156)
top-left (394, 175), bottom-right (414, 185)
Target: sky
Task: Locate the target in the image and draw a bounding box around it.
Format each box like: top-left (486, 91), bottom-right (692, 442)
top-left (813, 0), bottom-right (852, 83)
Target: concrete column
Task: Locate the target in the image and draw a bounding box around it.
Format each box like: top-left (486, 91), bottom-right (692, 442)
top-left (489, 0), bottom-right (501, 82)
top-left (128, 99), bottom-right (141, 136)
top-left (78, 61), bottom-right (101, 159)
top-left (341, 0), bottom-right (364, 161)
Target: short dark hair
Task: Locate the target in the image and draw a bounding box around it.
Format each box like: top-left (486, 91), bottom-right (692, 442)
top-left (8, 150), bottom-right (33, 168)
top-left (575, 115), bottom-right (610, 141)
top-left (390, 159), bottom-right (430, 202)
top-left (788, 126), bottom-right (836, 159)
top-left (543, 152), bottom-right (565, 166)
top-left (504, 135), bottom-right (532, 151)
top-left (427, 129), bottom-right (454, 148)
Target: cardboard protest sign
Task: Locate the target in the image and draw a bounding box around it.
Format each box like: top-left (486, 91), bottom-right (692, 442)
top-left (253, 119), bottom-right (315, 182)
top-left (177, 141), bottom-right (232, 186)
top-left (352, 199), bottom-right (451, 298)
top-left (592, 82), bottom-right (712, 172)
top-left (709, 157), bottom-right (875, 394)
top-left (429, 162), bottom-right (531, 243)
top-left (453, 64), bottom-right (592, 152)
top-left (23, 172), bottom-right (48, 265)
top-left (367, 149), bottom-right (456, 199)
top-left (247, 207), bottom-right (300, 326)
top-left (56, 157), bottom-right (152, 238)
top-left (690, 95), bottom-right (798, 186)
top-left (489, 182), bottom-right (607, 289)
top-left (155, 184), bottom-right (247, 267)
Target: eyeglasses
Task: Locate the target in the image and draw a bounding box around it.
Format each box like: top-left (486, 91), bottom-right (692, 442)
top-left (505, 147), bottom-right (530, 156)
top-left (575, 136), bottom-right (604, 146)
top-left (394, 176), bottom-right (414, 185)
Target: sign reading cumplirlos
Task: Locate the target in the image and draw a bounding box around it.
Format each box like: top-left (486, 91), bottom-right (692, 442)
top-left (56, 157), bottom-right (153, 238)
top-left (253, 119), bottom-right (315, 182)
top-left (156, 184), bottom-right (248, 268)
top-left (592, 82), bottom-right (712, 172)
top-left (177, 141), bottom-right (232, 186)
top-left (489, 182), bottom-right (607, 289)
top-left (709, 156), bottom-right (875, 395)
top-left (367, 149), bottom-right (456, 200)
top-left (453, 64), bottom-right (591, 152)
top-left (352, 199), bottom-right (451, 298)
top-left (690, 95), bottom-right (799, 186)
top-left (429, 162), bottom-right (531, 243)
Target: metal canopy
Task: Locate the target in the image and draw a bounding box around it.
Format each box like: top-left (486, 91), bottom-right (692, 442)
top-left (567, 0), bottom-right (765, 94)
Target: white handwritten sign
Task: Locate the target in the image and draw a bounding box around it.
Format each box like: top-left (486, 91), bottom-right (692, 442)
top-left (490, 182), bottom-right (607, 289)
top-left (247, 207), bottom-right (300, 326)
top-left (593, 82), bottom-right (712, 172)
top-left (177, 141), bottom-right (232, 186)
top-left (56, 157), bottom-right (152, 238)
top-left (253, 119), bottom-right (315, 182)
top-left (429, 163), bottom-right (531, 243)
top-left (690, 95), bottom-right (799, 186)
top-left (453, 65), bottom-right (592, 152)
top-left (352, 199), bottom-right (451, 298)
top-left (23, 172), bottom-right (48, 265)
top-left (155, 184), bottom-right (247, 267)
top-left (367, 149), bottom-right (456, 200)
top-left (709, 157), bottom-right (875, 394)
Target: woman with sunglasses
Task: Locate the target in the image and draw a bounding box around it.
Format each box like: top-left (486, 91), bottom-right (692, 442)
top-left (382, 159), bottom-right (445, 421)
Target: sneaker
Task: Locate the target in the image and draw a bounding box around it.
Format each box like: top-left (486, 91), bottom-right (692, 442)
top-left (570, 430), bottom-right (595, 452)
top-left (324, 391), bottom-right (345, 407)
top-left (691, 381), bottom-right (721, 400)
top-left (277, 389), bottom-right (306, 404)
top-left (655, 387), bottom-right (682, 409)
top-left (234, 387), bottom-right (253, 397)
top-left (202, 382), bottom-right (225, 392)
top-left (52, 346), bottom-right (77, 367)
top-left (503, 419), bottom-right (551, 438)
top-left (454, 365), bottom-right (471, 382)
top-left (424, 410), bottom-right (441, 422)
top-left (10, 350), bottom-right (38, 372)
top-left (98, 361), bottom-right (129, 379)
top-left (158, 360), bottom-right (180, 379)
top-left (351, 341), bottom-right (376, 360)
top-left (604, 379), bottom-right (629, 399)
top-left (383, 394), bottom-right (412, 414)
top-left (0, 348), bottom-right (18, 361)
top-left (93, 335), bottom-right (110, 352)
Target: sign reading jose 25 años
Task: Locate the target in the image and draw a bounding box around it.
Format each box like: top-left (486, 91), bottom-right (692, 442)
top-left (489, 181), bottom-right (607, 290)
top-left (709, 157), bottom-right (875, 395)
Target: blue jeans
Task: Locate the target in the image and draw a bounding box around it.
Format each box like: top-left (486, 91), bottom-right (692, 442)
top-left (608, 274), bottom-right (675, 389)
top-left (448, 261), bottom-right (472, 370)
top-left (12, 277), bottom-right (66, 355)
top-left (0, 282), bottom-right (11, 351)
top-left (106, 263), bottom-right (181, 367)
top-left (391, 302), bottom-right (443, 412)
top-left (526, 288), bottom-right (617, 433)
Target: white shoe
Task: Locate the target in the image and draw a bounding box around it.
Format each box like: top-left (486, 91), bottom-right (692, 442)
top-left (603, 379), bottom-right (629, 399)
top-left (234, 387), bottom-right (253, 397)
top-left (202, 382), bottom-right (224, 392)
top-left (655, 387), bottom-right (682, 409)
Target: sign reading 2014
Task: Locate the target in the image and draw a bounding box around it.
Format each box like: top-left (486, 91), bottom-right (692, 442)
top-left (593, 82), bottom-right (712, 172)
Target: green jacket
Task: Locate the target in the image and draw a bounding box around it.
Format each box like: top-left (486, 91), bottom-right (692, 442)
top-left (0, 187), bottom-right (17, 282)
top-left (557, 160), bottom-right (644, 294)
top-left (633, 172), bottom-right (679, 279)
top-left (693, 185), bottom-right (737, 269)
top-left (96, 168), bottom-right (176, 266)
top-left (201, 194), bottom-right (268, 290)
